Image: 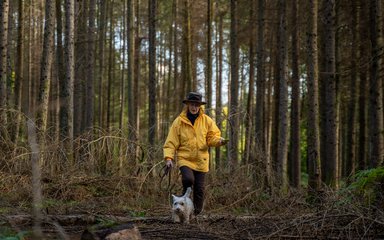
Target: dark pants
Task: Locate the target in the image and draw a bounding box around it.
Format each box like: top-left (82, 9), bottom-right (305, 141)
top-left (180, 166), bottom-right (206, 215)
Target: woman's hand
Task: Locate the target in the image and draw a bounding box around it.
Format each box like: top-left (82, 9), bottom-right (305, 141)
top-left (165, 159), bottom-right (174, 168)
top-left (220, 137), bottom-right (229, 145)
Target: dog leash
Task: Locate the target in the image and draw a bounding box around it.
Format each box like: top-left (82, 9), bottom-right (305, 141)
top-left (159, 165), bottom-right (172, 191)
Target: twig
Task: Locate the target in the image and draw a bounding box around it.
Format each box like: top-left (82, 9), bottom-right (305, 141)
top-left (138, 160), bottom-right (165, 195)
top-left (210, 190), bottom-right (257, 213)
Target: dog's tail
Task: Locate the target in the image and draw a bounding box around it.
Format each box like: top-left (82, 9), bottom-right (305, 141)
top-left (184, 187), bottom-right (192, 198)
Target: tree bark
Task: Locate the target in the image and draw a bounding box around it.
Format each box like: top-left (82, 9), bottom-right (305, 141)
top-left (229, 0), bottom-right (239, 170)
top-left (134, 0), bottom-right (141, 144)
top-left (85, 0), bottom-right (95, 131)
top-left (357, 0), bottom-right (368, 170)
top-left (205, 0), bottom-right (213, 115)
top-left (255, 0), bottom-right (265, 162)
top-left (243, 0), bottom-right (255, 166)
top-left (148, 0), bottom-right (157, 147)
top-left (368, 0), bottom-right (384, 167)
top-left (97, 0), bottom-right (107, 128)
top-left (60, 0), bottom-right (75, 155)
top-left (276, 0), bottom-right (289, 189)
top-left (170, 0), bottom-right (178, 117)
top-left (271, 45), bottom-right (280, 179)
top-left (322, 0), bottom-right (337, 188)
top-left (0, 0), bottom-right (9, 125)
top-left (289, 0), bottom-right (301, 188)
top-left (307, 0), bottom-right (322, 193)
top-left (128, 0), bottom-right (135, 139)
top-left (106, 1), bottom-right (114, 130)
top-left (55, 0), bottom-right (64, 143)
top-left (215, 9), bottom-right (224, 170)
top-left (165, 0), bottom-right (175, 120)
top-left (74, 0), bottom-right (88, 136)
top-left (36, 0), bottom-right (55, 135)
top-left (12, 0), bottom-right (24, 142)
top-left (345, 0), bottom-right (358, 176)
top-left (181, 0), bottom-right (192, 93)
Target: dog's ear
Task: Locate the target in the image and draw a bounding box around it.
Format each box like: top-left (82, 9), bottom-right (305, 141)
top-left (171, 194), bottom-right (177, 202)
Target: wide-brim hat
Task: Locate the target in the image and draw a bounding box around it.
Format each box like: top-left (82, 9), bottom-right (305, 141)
top-left (182, 92), bottom-right (206, 105)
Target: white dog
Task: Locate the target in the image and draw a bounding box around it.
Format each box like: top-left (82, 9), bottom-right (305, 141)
top-left (172, 187), bottom-right (194, 224)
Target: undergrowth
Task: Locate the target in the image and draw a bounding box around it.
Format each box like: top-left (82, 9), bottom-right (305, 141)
top-left (0, 128), bottom-right (382, 219)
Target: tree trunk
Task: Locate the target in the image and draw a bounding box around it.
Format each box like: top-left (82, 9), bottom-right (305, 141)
top-left (36, 0), bottom-right (55, 135)
top-left (55, 0), bottom-right (65, 143)
top-left (106, 1), bottom-right (114, 130)
top-left (165, 0), bottom-right (175, 120)
top-left (26, 0), bottom-right (33, 116)
top-left (357, 0), bottom-right (368, 170)
top-left (170, 0), bottom-right (178, 117)
top-left (185, 0), bottom-right (192, 91)
top-left (265, 41), bottom-right (274, 189)
top-left (60, 0), bottom-right (75, 155)
top-left (6, 3), bottom-right (13, 118)
top-left (346, 0), bottom-right (358, 176)
top-left (97, 0), bottom-right (107, 128)
top-left (128, 0), bottom-right (135, 139)
top-left (307, 0), bottom-right (322, 193)
top-left (215, 10), bottom-right (223, 170)
top-left (254, 0), bottom-right (266, 161)
top-left (85, 0), bottom-right (95, 131)
top-left (271, 46), bottom-right (280, 180)
top-left (74, 0), bottom-right (87, 136)
top-left (368, 0), bottom-right (384, 167)
top-left (322, 0), bottom-right (337, 188)
top-left (0, 0), bottom-right (9, 125)
top-left (119, 2), bottom-right (126, 130)
top-left (243, 0), bottom-right (255, 166)
top-left (205, 0), bottom-right (213, 115)
top-left (148, 0), bottom-right (157, 147)
top-left (276, 0), bottom-right (288, 189)
top-left (12, 0), bottom-right (24, 142)
top-left (229, 0), bottom-right (239, 170)
top-left (134, 0), bottom-right (141, 144)
top-left (181, 0), bottom-right (192, 93)
top-left (289, 0), bottom-right (300, 188)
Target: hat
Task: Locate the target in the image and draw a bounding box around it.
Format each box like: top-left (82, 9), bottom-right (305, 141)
top-left (182, 92), bottom-right (206, 105)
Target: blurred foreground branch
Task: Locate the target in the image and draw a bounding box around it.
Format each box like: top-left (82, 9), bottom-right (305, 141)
top-left (27, 118), bottom-right (43, 239)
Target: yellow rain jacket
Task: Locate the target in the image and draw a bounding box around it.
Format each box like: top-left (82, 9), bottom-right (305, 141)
top-left (163, 108), bottom-right (222, 172)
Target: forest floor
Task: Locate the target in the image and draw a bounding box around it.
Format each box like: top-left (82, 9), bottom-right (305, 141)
top-left (2, 206), bottom-right (384, 239)
top-left (1, 171), bottom-right (384, 239)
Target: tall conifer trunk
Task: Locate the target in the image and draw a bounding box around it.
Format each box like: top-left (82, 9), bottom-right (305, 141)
top-left (36, 0), bottom-right (55, 135)
top-left (12, 0), bottom-right (25, 142)
top-left (368, 0), bottom-right (384, 167)
top-left (307, 0), bottom-right (322, 193)
top-left (0, 0), bottom-right (10, 125)
top-left (229, 0), bottom-right (239, 169)
top-left (289, 0), bottom-right (300, 188)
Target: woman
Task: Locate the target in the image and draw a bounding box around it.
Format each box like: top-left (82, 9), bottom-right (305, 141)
top-left (163, 92), bottom-right (228, 215)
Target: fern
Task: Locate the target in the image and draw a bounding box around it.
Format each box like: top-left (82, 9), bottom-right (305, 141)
top-left (348, 167), bottom-right (384, 205)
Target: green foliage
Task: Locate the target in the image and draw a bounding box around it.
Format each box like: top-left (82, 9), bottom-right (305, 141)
top-left (301, 172), bottom-right (308, 187)
top-left (0, 226), bottom-right (29, 240)
top-left (347, 167), bottom-right (384, 205)
top-left (90, 217), bottom-right (118, 231)
top-left (128, 210), bottom-right (146, 217)
top-left (300, 118), bottom-right (308, 173)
